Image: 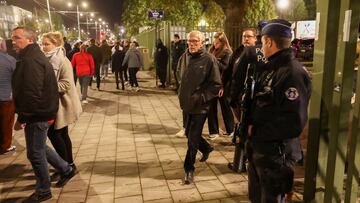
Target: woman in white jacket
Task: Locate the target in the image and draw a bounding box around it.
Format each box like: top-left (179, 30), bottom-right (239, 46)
top-left (41, 32), bottom-right (82, 180)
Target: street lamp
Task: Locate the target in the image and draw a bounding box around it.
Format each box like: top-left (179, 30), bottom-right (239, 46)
top-left (46, 0), bottom-right (53, 30)
top-left (276, 0), bottom-right (289, 10)
top-left (68, 1), bottom-right (88, 40)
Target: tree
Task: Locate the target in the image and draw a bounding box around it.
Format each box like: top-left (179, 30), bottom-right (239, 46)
top-left (242, 0), bottom-right (277, 27)
top-left (121, 0), bottom-right (225, 36)
top-left (303, 0), bottom-right (316, 19)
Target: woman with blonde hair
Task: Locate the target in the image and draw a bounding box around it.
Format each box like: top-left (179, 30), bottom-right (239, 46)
top-left (41, 31), bottom-right (82, 180)
top-left (207, 31), bottom-right (235, 139)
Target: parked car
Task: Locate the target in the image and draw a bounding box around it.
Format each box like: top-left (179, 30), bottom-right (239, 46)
top-left (297, 38), bottom-right (314, 61)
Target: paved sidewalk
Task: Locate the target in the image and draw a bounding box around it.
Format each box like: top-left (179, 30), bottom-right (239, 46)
top-left (0, 71), bottom-right (302, 203)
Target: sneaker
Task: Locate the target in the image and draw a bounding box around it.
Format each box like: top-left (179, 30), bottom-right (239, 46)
top-left (176, 129), bottom-right (186, 137)
top-left (135, 87), bottom-right (140, 92)
top-left (82, 100), bottom-right (88, 104)
top-left (55, 166), bottom-right (77, 187)
top-left (0, 145), bottom-right (16, 154)
top-left (228, 132), bottom-right (234, 137)
top-left (23, 191), bottom-right (52, 203)
top-left (209, 134), bottom-right (220, 140)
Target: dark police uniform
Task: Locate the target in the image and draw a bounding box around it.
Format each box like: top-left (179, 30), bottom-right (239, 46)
top-left (247, 47), bottom-right (311, 202)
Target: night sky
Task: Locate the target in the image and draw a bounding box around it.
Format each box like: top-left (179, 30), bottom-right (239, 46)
top-left (5, 0), bottom-right (124, 28)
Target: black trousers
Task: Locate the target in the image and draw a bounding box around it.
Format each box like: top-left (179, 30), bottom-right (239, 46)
top-left (124, 66), bottom-right (129, 81)
top-left (129, 67), bottom-right (139, 87)
top-left (184, 113), bottom-right (212, 172)
top-left (89, 66), bottom-right (101, 88)
top-left (47, 124), bottom-right (74, 164)
top-left (157, 65), bottom-right (167, 85)
top-left (207, 97), bottom-right (234, 134)
top-left (182, 111), bottom-right (188, 129)
top-left (247, 138), bottom-right (300, 203)
top-left (73, 67), bottom-right (77, 85)
top-left (114, 70), bottom-right (124, 89)
top-left (172, 65), bottom-right (179, 90)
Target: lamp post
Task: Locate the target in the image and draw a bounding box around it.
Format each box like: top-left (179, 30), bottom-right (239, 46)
top-left (46, 0), bottom-right (53, 30)
top-left (68, 1), bottom-right (88, 40)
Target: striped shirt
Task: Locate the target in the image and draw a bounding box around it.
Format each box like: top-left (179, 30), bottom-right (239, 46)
top-left (0, 51), bottom-right (16, 101)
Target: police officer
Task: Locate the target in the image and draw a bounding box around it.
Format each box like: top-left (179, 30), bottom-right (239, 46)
top-left (247, 19), bottom-right (311, 203)
top-left (228, 24), bottom-right (267, 173)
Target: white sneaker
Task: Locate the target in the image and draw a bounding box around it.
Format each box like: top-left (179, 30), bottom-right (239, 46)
top-left (82, 100), bottom-right (88, 104)
top-left (209, 134), bottom-right (220, 140)
top-left (176, 129), bottom-right (186, 137)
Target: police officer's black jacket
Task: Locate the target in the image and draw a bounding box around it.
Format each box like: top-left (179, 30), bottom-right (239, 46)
top-left (250, 48), bottom-right (311, 142)
top-left (12, 43), bottom-right (59, 124)
top-left (178, 48), bottom-right (222, 114)
top-left (230, 44), bottom-right (266, 106)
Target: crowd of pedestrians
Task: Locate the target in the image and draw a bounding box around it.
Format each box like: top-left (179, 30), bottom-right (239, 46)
top-left (0, 18), bottom-right (313, 203)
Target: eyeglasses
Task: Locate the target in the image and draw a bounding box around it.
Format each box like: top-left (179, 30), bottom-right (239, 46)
top-left (243, 35), bottom-right (255, 38)
top-left (187, 39), bottom-right (200, 44)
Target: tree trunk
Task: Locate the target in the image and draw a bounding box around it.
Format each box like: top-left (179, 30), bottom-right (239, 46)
top-left (214, 0), bottom-right (246, 48)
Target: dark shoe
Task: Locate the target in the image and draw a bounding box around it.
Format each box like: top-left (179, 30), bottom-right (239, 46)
top-left (55, 167), bottom-right (77, 187)
top-left (23, 191), bottom-right (52, 203)
top-left (184, 171), bottom-right (194, 185)
top-left (116, 86), bottom-right (120, 90)
top-left (50, 172), bottom-right (60, 182)
top-left (200, 146), bottom-right (214, 162)
top-left (227, 162), bottom-right (247, 173)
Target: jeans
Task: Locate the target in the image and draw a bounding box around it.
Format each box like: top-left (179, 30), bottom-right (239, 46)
top-left (89, 65), bottom-right (101, 89)
top-left (25, 121), bottom-right (71, 194)
top-left (79, 75), bottom-right (90, 100)
top-left (114, 70), bottom-right (124, 89)
top-left (184, 113), bottom-right (212, 172)
top-left (101, 62), bottom-right (109, 78)
top-left (129, 67), bottom-right (139, 87)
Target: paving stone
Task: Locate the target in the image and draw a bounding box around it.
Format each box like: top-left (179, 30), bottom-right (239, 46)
top-left (142, 185), bottom-right (171, 201)
top-left (115, 195), bottom-right (143, 203)
top-left (171, 188), bottom-right (202, 202)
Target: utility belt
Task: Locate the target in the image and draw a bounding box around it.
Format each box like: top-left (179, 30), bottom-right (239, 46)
top-left (249, 140), bottom-right (285, 156)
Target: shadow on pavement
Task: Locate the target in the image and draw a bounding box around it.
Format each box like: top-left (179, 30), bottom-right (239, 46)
top-left (115, 122), bottom-right (179, 135)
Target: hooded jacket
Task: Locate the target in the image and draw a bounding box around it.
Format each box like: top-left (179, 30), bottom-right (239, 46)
top-left (178, 48), bottom-right (222, 114)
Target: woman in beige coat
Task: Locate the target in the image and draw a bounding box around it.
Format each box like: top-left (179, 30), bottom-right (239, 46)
top-left (41, 32), bottom-right (82, 180)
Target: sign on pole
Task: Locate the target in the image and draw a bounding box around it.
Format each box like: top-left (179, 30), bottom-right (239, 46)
top-left (148, 10), bottom-right (164, 20)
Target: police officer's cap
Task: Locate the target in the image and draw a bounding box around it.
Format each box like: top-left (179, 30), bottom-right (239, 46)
top-left (261, 19), bottom-right (292, 38)
top-left (258, 20), bottom-right (268, 31)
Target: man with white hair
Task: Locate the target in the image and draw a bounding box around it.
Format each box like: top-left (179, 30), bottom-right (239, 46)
top-left (0, 37), bottom-right (16, 154)
top-left (177, 30), bottom-right (222, 184)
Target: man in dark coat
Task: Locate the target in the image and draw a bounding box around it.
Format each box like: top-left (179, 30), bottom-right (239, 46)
top-left (87, 39), bottom-right (103, 90)
top-left (178, 30), bottom-right (222, 184)
top-left (155, 39), bottom-right (168, 88)
top-left (172, 34), bottom-right (185, 90)
top-left (11, 27), bottom-right (76, 202)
